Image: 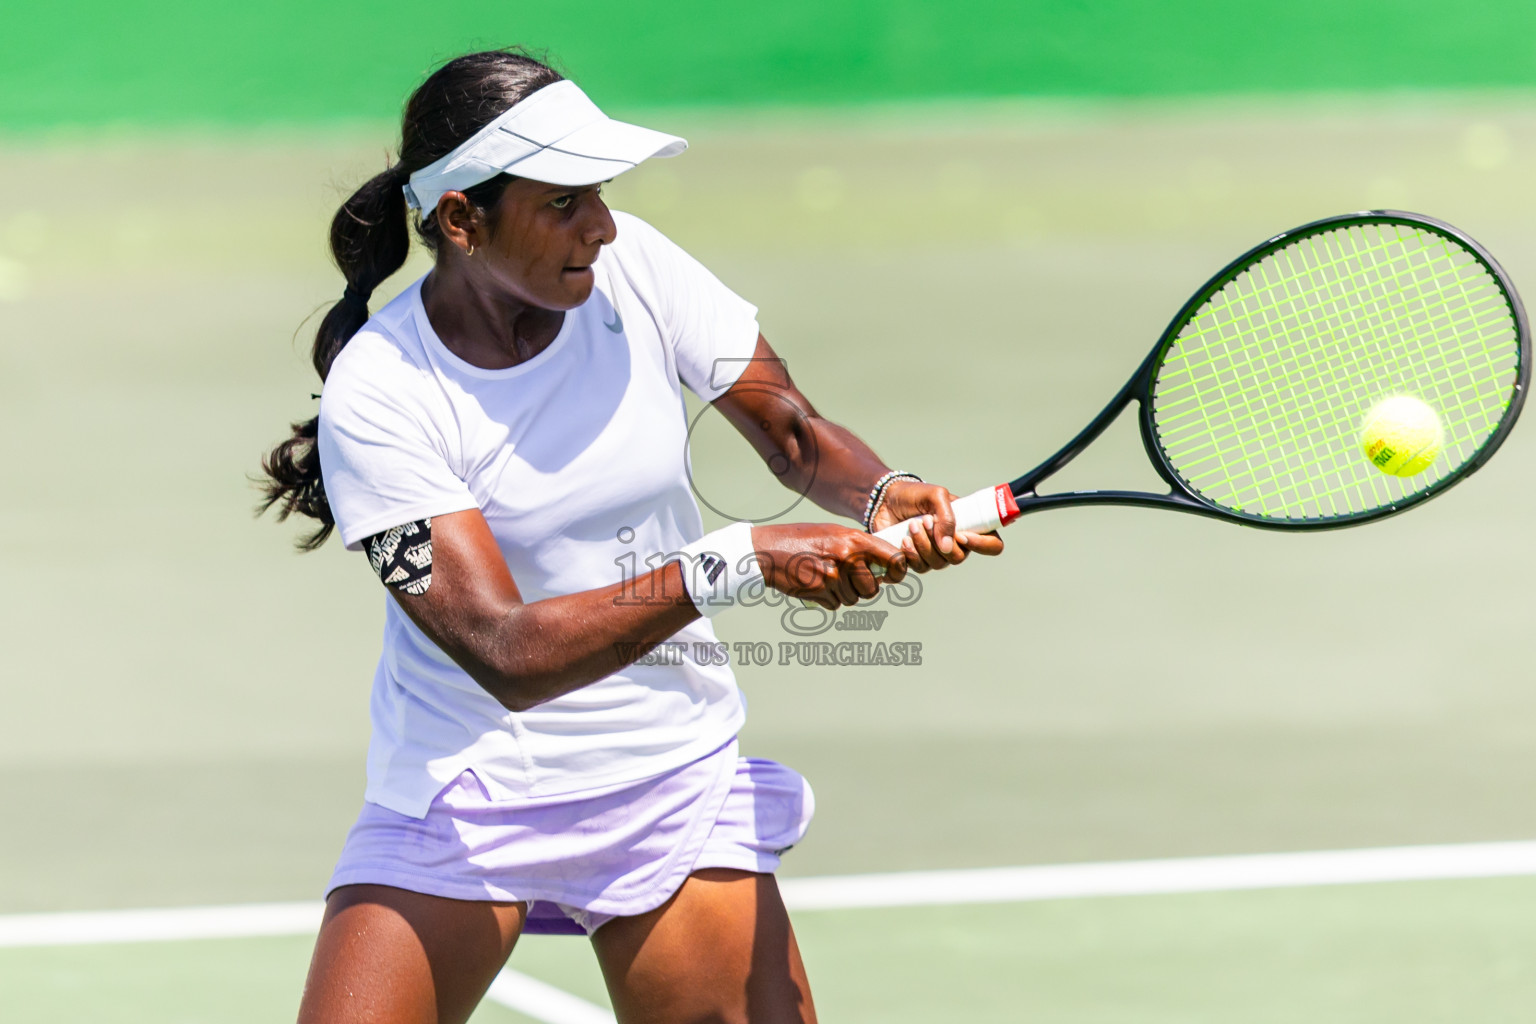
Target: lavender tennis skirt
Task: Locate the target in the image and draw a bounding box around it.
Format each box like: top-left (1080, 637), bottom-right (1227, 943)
top-left (327, 740), bottom-right (813, 934)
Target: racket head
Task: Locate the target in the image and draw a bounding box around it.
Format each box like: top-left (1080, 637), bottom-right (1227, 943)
top-left (1139, 211), bottom-right (1528, 529)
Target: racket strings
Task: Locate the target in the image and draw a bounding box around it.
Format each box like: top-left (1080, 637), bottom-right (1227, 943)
top-left (1215, 230), bottom-right (1500, 510)
top-left (1165, 228), bottom-right (1511, 516)
top-left (1150, 222), bottom-right (1519, 520)
top-left (1170, 235), bottom-right (1503, 516)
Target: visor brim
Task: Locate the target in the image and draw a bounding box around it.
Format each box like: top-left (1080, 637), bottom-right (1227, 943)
top-left (505, 117), bottom-right (687, 187)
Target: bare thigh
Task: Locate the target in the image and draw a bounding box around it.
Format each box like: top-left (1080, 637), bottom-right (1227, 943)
top-left (592, 868), bottom-right (817, 1024)
top-left (296, 884), bottom-right (526, 1024)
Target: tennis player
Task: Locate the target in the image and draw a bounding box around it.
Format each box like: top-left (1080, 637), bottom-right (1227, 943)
top-left (260, 49), bottom-right (1002, 1024)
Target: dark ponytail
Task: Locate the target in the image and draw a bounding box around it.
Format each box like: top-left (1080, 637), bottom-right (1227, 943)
top-left (257, 166), bottom-right (410, 549)
top-left (258, 48), bottom-right (564, 549)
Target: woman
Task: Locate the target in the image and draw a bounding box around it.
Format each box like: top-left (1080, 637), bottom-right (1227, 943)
top-left (261, 49), bottom-right (1001, 1024)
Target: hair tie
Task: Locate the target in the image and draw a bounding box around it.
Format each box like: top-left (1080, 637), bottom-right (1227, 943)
top-left (342, 284), bottom-right (372, 306)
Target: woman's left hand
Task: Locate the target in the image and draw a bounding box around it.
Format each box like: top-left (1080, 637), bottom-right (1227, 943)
top-left (869, 480), bottom-right (1006, 572)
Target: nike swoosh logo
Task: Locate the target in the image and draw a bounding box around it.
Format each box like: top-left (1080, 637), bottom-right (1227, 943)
top-left (604, 310), bottom-right (624, 334)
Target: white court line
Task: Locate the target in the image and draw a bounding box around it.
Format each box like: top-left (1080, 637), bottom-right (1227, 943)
top-left (7, 840), bottom-right (1536, 950)
top-left (6, 840), bottom-right (1536, 1024)
top-left (0, 901), bottom-right (324, 948)
top-left (485, 970), bottom-right (617, 1024)
top-left (778, 839), bottom-right (1536, 910)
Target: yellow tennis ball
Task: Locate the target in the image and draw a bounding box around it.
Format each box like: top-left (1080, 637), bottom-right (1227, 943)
top-left (1360, 395), bottom-right (1443, 477)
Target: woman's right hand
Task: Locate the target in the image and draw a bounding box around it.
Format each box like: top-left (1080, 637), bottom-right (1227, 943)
top-left (750, 523), bottom-right (907, 610)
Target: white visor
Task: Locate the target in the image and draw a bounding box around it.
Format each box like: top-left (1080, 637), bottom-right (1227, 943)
top-left (403, 80), bottom-right (687, 213)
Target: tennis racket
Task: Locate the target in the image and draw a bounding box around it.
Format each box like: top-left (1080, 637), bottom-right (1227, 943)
top-left (878, 211), bottom-right (1529, 549)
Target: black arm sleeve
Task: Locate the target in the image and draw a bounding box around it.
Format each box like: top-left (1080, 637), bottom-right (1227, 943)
top-left (365, 518), bottom-right (434, 595)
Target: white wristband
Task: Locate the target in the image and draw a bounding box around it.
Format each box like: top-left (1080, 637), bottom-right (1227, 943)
top-left (675, 522), bottom-right (764, 618)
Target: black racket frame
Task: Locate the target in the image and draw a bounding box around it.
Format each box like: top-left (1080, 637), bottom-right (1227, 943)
top-left (1005, 211), bottom-right (1530, 531)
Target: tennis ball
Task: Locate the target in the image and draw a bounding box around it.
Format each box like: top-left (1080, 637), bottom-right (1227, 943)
top-left (1360, 395), bottom-right (1443, 477)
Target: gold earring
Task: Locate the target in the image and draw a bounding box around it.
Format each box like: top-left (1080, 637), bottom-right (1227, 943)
top-left (467, 244), bottom-right (475, 257)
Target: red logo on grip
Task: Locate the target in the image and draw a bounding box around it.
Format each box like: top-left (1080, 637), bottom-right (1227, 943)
top-left (994, 485), bottom-right (1021, 525)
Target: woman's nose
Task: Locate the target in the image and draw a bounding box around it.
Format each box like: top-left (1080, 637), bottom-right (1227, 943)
top-left (583, 195), bottom-right (618, 246)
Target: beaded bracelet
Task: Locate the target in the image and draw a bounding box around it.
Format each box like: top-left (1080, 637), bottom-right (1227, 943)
top-left (861, 470), bottom-right (923, 532)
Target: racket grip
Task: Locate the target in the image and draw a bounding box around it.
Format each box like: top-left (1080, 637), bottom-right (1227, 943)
top-left (872, 483), bottom-right (1020, 548)
top-left (802, 483), bottom-right (1020, 604)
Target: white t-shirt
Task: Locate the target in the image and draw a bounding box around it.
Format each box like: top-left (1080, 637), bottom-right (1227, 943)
top-left (318, 212), bottom-right (759, 817)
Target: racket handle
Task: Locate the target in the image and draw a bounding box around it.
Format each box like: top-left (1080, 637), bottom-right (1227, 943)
top-left (800, 483), bottom-right (1020, 604)
top-left (872, 483), bottom-right (1021, 548)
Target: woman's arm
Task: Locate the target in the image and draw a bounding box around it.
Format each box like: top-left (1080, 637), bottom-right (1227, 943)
top-left (385, 508), bottom-right (905, 713)
top-left (713, 335), bottom-right (1005, 570)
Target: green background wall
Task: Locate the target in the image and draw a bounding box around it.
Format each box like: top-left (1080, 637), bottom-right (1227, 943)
top-left (7, 1), bottom-right (1536, 128)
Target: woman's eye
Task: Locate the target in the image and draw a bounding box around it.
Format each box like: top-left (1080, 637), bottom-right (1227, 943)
top-left (550, 195), bottom-right (574, 210)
